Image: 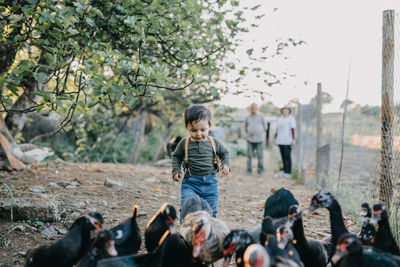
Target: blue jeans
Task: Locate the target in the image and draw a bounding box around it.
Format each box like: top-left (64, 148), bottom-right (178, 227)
top-left (247, 141), bottom-right (264, 173)
top-left (180, 173), bottom-right (219, 223)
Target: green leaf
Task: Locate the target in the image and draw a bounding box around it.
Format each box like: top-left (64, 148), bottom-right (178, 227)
top-left (6, 84), bottom-right (19, 96)
top-left (68, 28), bottom-right (79, 35)
top-left (33, 72), bottom-right (47, 84)
top-left (86, 17), bottom-right (94, 27)
top-left (39, 12), bottom-right (51, 22)
top-left (146, 35), bottom-right (156, 42)
top-left (78, 100), bottom-right (87, 110)
top-left (251, 4), bottom-right (261, 11)
top-left (124, 16), bottom-right (137, 27)
top-left (246, 48), bottom-right (253, 56)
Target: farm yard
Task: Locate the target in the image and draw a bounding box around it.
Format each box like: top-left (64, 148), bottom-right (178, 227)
top-left (0, 150), bottom-right (358, 266)
top-left (2, 0), bottom-right (400, 266)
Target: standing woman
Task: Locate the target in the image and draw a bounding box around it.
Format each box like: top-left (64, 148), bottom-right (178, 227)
top-left (274, 106), bottom-right (296, 178)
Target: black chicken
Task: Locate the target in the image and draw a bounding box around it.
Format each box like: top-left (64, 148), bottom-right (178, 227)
top-left (97, 230), bottom-right (208, 267)
top-left (309, 190), bottom-right (347, 257)
top-left (25, 212), bottom-right (103, 267)
top-left (110, 205), bottom-right (141, 256)
top-left (222, 229), bottom-right (255, 267)
top-left (264, 188), bottom-right (299, 218)
top-left (250, 188), bottom-right (299, 242)
top-left (332, 233), bottom-right (400, 267)
top-left (276, 225), bottom-right (304, 267)
top-left (76, 229), bottom-right (118, 267)
top-left (287, 204), bottom-right (329, 267)
top-left (370, 203), bottom-right (400, 255)
top-left (145, 203), bottom-right (177, 252)
top-left (359, 202), bottom-right (376, 246)
top-left (260, 216), bottom-right (303, 267)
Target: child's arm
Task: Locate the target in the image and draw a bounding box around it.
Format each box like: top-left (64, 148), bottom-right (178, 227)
top-left (171, 138), bottom-right (185, 181)
top-left (215, 138), bottom-right (231, 176)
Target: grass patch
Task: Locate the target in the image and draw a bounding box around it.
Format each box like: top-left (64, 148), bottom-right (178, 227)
top-left (0, 182), bottom-right (14, 223)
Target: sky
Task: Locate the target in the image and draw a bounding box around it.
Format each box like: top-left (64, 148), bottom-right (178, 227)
top-left (219, 0), bottom-right (400, 112)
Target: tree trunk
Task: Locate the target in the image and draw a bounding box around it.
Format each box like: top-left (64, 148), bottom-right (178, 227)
top-left (0, 41), bottom-right (18, 79)
top-left (5, 92), bottom-right (41, 137)
top-left (0, 115), bottom-right (26, 169)
top-left (152, 115), bottom-right (179, 162)
top-left (129, 111), bottom-right (146, 164)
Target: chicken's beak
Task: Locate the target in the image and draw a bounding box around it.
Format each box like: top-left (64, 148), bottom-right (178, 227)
top-left (303, 208), bottom-right (311, 215)
top-left (169, 224), bottom-right (176, 234)
top-left (222, 257), bottom-right (231, 267)
top-left (193, 245), bottom-right (202, 258)
top-left (331, 250), bottom-right (345, 264)
top-left (308, 203), bottom-right (319, 212)
top-left (360, 210), bottom-right (368, 217)
top-left (107, 241), bottom-right (118, 257)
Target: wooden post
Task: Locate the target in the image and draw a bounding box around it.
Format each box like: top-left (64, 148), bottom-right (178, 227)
top-left (266, 122), bottom-right (270, 147)
top-left (296, 103), bottom-right (302, 173)
top-left (379, 10), bottom-right (395, 208)
top-left (316, 83), bottom-right (323, 188)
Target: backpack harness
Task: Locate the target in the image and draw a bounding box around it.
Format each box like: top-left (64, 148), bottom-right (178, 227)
top-left (183, 136), bottom-right (221, 176)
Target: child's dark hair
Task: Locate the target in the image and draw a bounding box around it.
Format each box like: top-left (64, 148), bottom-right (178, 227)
top-left (184, 105), bottom-right (212, 126)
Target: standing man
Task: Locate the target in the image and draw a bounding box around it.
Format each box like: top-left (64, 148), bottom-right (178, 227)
top-left (245, 103), bottom-right (266, 174)
top-left (274, 106), bottom-right (296, 178)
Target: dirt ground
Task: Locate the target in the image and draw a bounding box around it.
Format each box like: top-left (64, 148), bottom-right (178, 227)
top-left (0, 148), bottom-right (358, 266)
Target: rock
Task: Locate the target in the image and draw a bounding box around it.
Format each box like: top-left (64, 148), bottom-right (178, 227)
top-left (104, 179), bottom-right (124, 188)
top-left (29, 186), bottom-right (46, 193)
top-left (0, 198), bottom-right (57, 222)
top-left (49, 182), bottom-right (61, 189)
top-left (87, 207), bottom-right (97, 213)
top-left (70, 212), bottom-right (81, 218)
top-left (55, 227), bottom-right (67, 235)
top-left (41, 226), bottom-right (58, 238)
top-left (102, 200), bottom-right (108, 206)
top-left (15, 225), bottom-right (25, 232)
top-left (18, 251), bottom-right (27, 257)
top-left (72, 202), bottom-right (86, 208)
top-left (66, 181), bottom-right (80, 189)
top-left (57, 181), bottom-right (71, 188)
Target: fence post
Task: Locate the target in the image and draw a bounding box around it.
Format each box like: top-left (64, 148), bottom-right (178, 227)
top-left (296, 103), bottom-right (302, 174)
top-left (379, 10), bottom-right (395, 208)
top-left (316, 82), bottom-right (323, 188)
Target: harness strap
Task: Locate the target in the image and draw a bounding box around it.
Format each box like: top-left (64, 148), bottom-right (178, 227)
top-left (208, 136), bottom-right (217, 157)
top-left (183, 136), bottom-right (220, 175)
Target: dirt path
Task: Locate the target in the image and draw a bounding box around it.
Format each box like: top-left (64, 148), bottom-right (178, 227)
top-left (0, 148), bottom-right (356, 266)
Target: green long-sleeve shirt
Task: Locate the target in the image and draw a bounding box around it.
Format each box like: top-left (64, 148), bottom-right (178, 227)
top-left (171, 137), bottom-right (231, 176)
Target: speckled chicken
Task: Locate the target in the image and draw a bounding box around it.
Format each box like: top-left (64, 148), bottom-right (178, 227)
top-left (180, 210), bottom-right (230, 264)
top-left (359, 202), bottom-right (376, 246)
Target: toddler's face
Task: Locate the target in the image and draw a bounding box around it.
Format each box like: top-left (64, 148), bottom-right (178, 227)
top-left (186, 119), bottom-right (211, 141)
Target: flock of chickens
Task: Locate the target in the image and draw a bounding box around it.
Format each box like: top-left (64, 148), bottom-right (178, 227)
top-left (23, 188), bottom-right (400, 267)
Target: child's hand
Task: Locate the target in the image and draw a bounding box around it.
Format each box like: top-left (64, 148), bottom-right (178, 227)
top-left (220, 165), bottom-right (230, 176)
top-left (173, 173), bottom-right (183, 182)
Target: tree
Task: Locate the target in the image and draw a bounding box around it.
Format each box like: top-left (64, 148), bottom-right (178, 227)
top-left (0, 0), bottom-right (250, 166)
top-left (1, 1), bottom-right (304, 166)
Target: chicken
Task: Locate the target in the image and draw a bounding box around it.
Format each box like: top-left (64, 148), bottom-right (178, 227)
top-left (180, 210), bottom-right (230, 264)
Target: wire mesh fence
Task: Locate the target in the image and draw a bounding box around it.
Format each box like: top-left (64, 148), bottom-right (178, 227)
top-left (292, 9), bottom-right (400, 244)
